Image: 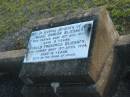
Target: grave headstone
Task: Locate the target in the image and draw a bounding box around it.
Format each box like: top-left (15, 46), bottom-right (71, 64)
top-left (19, 7), bottom-right (120, 97)
top-left (19, 7), bottom-right (119, 85)
top-left (0, 7), bottom-right (129, 97)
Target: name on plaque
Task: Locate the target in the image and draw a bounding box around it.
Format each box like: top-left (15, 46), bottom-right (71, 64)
top-left (24, 21), bottom-right (94, 63)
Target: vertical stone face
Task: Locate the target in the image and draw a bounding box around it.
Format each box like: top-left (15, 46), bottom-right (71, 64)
top-left (87, 8), bottom-right (119, 82)
top-left (115, 34), bottom-right (130, 90)
top-left (94, 34), bottom-right (130, 97)
top-left (21, 48), bottom-right (122, 97)
top-left (0, 49), bottom-right (25, 74)
top-left (95, 50), bottom-right (116, 97)
top-left (20, 59), bottom-right (93, 85)
top-left (21, 85), bottom-right (100, 97)
top-left (21, 85), bottom-right (57, 97)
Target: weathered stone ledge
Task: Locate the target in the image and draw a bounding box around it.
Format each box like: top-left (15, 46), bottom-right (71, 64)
top-left (0, 49), bottom-right (26, 73)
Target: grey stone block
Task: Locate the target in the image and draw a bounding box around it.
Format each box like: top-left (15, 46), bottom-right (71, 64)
top-left (21, 84), bottom-right (100, 97)
top-left (20, 59), bottom-right (93, 85)
top-left (0, 49), bottom-right (25, 74)
top-left (19, 7), bottom-right (119, 86)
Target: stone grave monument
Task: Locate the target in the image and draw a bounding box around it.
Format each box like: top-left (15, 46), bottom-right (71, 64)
top-left (0, 7), bottom-right (130, 97)
top-left (18, 7), bottom-right (120, 97)
top-left (19, 7), bottom-right (120, 97)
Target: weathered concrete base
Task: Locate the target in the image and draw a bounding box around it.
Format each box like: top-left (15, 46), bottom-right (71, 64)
top-left (116, 34), bottom-right (130, 67)
top-left (20, 34), bottom-right (130, 97)
top-left (115, 34), bottom-right (130, 90)
top-left (22, 85), bottom-right (56, 97)
top-left (95, 50), bottom-right (121, 97)
top-left (21, 50), bottom-right (122, 97)
top-left (22, 85), bottom-right (99, 97)
top-left (0, 49), bottom-right (25, 74)
top-left (20, 59), bottom-right (94, 85)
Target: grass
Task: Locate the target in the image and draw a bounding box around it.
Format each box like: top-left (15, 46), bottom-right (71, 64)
top-left (0, 0), bottom-right (130, 37)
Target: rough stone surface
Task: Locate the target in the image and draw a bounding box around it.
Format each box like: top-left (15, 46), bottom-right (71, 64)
top-left (115, 34), bottom-right (130, 77)
top-left (21, 85), bottom-right (99, 97)
top-left (95, 49), bottom-right (121, 97)
top-left (115, 34), bottom-right (130, 92)
top-left (0, 26), bottom-right (32, 52)
top-left (95, 34), bottom-right (130, 97)
top-left (0, 49), bottom-right (25, 73)
top-left (20, 59), bottom-right (94, 85)
top-left (0, 34), bottom-right (128, 97)
top-left (0, 74), bottom-right (23, 97)
top-left (116, 34), bottom-right (130, 46)
top-left (20, 50), bottom-right (120, 97)
top-left (87, 7), bottom-right (119, 82)
top-left (21, 85), bottom-right (56, 97)
top-left (0, 75), bottom-right (129, 97)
